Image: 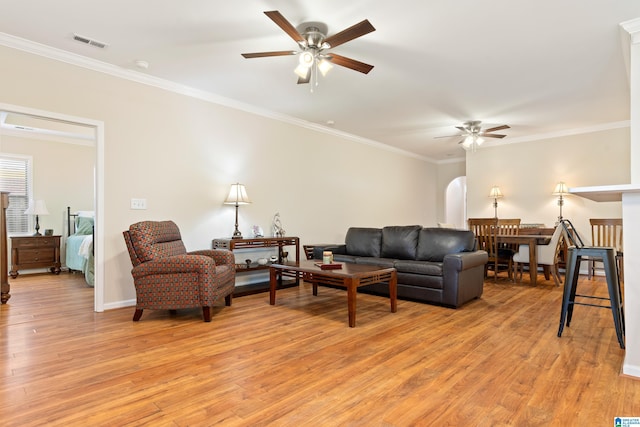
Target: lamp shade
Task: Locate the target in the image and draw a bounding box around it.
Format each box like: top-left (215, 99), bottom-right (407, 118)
top-left (488, 186), bottom-right (503, 199)
top-left (24, 199), bottom-right (49, 215)
top-left (552, 182), bottom-right (569, 195)
top-left (223, 183), bottom-right (251, 205)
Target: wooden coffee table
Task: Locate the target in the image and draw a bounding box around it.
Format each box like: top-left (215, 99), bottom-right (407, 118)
top-left (269, 260), bottom-right (397, 327)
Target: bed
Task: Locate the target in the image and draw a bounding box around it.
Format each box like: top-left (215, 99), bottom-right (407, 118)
top-left (66, 207), bottom-right (94, 287)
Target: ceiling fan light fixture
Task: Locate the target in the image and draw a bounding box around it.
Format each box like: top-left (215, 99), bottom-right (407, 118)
top-left (294, 63), bottom-right (310, 78)
top-left (317, 58), bottom-right (333, 76)
top-left (299, 51), bottom-right (315, 66)
top-left (461, 134), bottom-right (484, 152)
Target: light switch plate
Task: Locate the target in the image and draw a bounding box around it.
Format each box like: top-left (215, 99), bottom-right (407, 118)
top-left (130, 198), bottom-right (147, 210)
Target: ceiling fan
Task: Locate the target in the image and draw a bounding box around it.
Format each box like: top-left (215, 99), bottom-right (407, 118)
top-left (435, 121), bottom-right (510, 151)
top-left (241, 11), bottom-right (375, 86)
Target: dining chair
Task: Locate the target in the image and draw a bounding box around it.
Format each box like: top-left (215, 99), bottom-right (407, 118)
top-left (468, 218), bottom-right (499, 280)
top-left (496, 218), bottom-right (521, 280)
top-left (589, 218), bottom-right (623, 282)
top-left (512, 224), bottom-right (563, 286)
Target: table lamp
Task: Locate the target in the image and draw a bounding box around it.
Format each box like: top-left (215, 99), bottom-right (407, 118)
top-left (488, 186), bottom-right (503, 218)
top-left (223, 183), bottom-right (251, 239)
top-left (24, 199), bottom-right (49, 236)
top-left (552, 181), bottom-right (569, 222)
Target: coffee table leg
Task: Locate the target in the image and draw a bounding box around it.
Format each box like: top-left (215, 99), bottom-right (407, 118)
top-left (347, 277), bottom-right (357, 327)
top-left (269, 266), bottom-right (277, 305)
top-left (389, 270), bottom-right (397, 313)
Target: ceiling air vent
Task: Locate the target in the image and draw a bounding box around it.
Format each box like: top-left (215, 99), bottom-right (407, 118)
top-left (73, 33), bottom-right (108, 49)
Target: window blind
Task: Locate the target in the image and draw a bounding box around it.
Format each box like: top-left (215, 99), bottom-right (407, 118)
top-left (0, 154), bottom-right (31, 233)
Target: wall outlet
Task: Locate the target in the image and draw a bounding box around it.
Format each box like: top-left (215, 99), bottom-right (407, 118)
top-left (130, 198), bottom-right (147, 210)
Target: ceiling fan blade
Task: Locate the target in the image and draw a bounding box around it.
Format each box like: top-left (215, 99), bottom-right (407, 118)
top-left (455, 126), bottom-right (467, 132)
top-left (434, 134), bottom-right (464, 139)
top-left (264, 10), bottom-right (305, 44)
top-left (482, 134), bottom-right (507, 139)
top-left (327, 53), bottom-right (374, 74)
top-left (297, 69), bottom-right (311, 84)
top-left (483, 125), bottom-right (511, 133)
top-left (323, 19), bottom-right (376, 48)
top-left (241, 50), bottom-right (297, 58)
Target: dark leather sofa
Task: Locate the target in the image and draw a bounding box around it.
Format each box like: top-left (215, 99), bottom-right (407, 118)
top-left (312, 225), bottom-right (488, 308)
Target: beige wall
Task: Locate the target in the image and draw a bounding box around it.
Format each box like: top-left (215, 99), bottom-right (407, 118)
top-left (466, 127), bottom-right (630, 239)
top-left (0, 45), bottom-right (437, 306)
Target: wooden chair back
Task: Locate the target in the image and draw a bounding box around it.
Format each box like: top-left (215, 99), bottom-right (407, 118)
top-left (589, 218), bottom-right (623, 281)
top-left (497, 218), bottom-right (521, 252)
top-left (468, 218), bottom-right (498, 259)
top-left (590, 218), bottom-right (623, 252)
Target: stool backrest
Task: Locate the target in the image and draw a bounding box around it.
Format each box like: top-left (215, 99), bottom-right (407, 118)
top-left (559, 219), bottom-right (585, 248)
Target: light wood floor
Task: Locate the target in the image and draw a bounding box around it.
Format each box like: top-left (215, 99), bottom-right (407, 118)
top-left (1, 272), bottom-right (638, 426)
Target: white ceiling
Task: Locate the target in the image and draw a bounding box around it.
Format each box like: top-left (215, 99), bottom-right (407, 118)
top-left (1, 0), bottom-right (639, 161)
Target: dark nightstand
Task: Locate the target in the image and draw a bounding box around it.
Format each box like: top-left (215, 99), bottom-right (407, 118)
top-left (10, 235), bottom-right (61, 278)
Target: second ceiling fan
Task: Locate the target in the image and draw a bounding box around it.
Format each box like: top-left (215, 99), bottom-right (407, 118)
top-left (241, 11), bottom-right (375, 85)
top-left (436, 121), bottom-right (510, 151)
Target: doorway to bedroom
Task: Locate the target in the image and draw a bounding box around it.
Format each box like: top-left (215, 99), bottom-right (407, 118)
top-left (0, 104), bottom-right (103, 311)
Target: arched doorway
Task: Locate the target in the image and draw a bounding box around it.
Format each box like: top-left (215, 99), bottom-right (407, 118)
top-left (445, 176), bottom-right (467, 229)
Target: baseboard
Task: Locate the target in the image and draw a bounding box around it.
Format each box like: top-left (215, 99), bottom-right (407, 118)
top-left (103, 298), bottom-right (136, 310)
top-left (622, 362), bottom-right (640, 379)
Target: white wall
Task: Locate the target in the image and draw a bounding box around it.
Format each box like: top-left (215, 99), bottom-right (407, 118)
top-left (436, 159), bottom-right (466, 224)
top-left (466, 127), bottom-right (629, 236)
top-left (0, 45), bottom-right (437, 307)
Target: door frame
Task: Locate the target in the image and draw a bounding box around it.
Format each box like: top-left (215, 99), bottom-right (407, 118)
top-left (0, 102), bottom-right (105, 312)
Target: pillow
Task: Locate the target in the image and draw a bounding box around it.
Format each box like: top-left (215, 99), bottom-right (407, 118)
top-left (74, 216), bottom-right (94, 235)
top-left (77, 210), bottom-right (95, 218)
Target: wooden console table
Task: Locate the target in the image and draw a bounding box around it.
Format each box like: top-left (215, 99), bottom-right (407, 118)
top-left (212, 236), bottom-right (300, 296)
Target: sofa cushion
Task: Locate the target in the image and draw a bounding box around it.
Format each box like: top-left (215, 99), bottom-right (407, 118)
top-left (345, 227), bottom-right (382, 257)
top-left (380, 225), bottom-right (422, 259)
top-left (416, 228), bottom-right (476, 262)
top-left (333, 254), bottom-right (359, 263)
top-left (354, 257), bottom-right (396, 268)
top-left (394, 259), bottom-right (443, 276)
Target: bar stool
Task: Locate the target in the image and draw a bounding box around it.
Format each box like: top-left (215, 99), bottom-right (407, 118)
top-left (557, 220), bottom-right (625, 349)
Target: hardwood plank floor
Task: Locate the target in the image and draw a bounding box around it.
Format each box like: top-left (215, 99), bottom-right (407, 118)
top-left (1, 272), bottom-right (638, 426)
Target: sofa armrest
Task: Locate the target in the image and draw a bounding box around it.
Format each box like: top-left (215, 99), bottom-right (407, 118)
top-left (442, 250), bottom-right (488, 307)
top-left (311, 244), bottom-right (346, 260)
top-left (443, 250), bottom-right (488, 273)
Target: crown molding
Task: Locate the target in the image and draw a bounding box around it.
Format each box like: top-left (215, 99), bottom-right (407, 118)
top-left (0, 32), bottom-right (432, 163)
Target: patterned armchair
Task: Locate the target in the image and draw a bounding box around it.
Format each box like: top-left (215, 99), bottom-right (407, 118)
top-left (123, 220), bottom-right (235, 322)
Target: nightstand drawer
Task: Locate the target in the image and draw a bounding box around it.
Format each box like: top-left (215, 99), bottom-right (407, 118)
top-left (12, 237), bottom-right (58, 249)
top-left (16, 248), bottom-right (56, 263)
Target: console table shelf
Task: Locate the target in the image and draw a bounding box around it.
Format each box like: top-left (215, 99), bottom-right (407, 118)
top-left (212, 236), bottom-right (300, 296)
